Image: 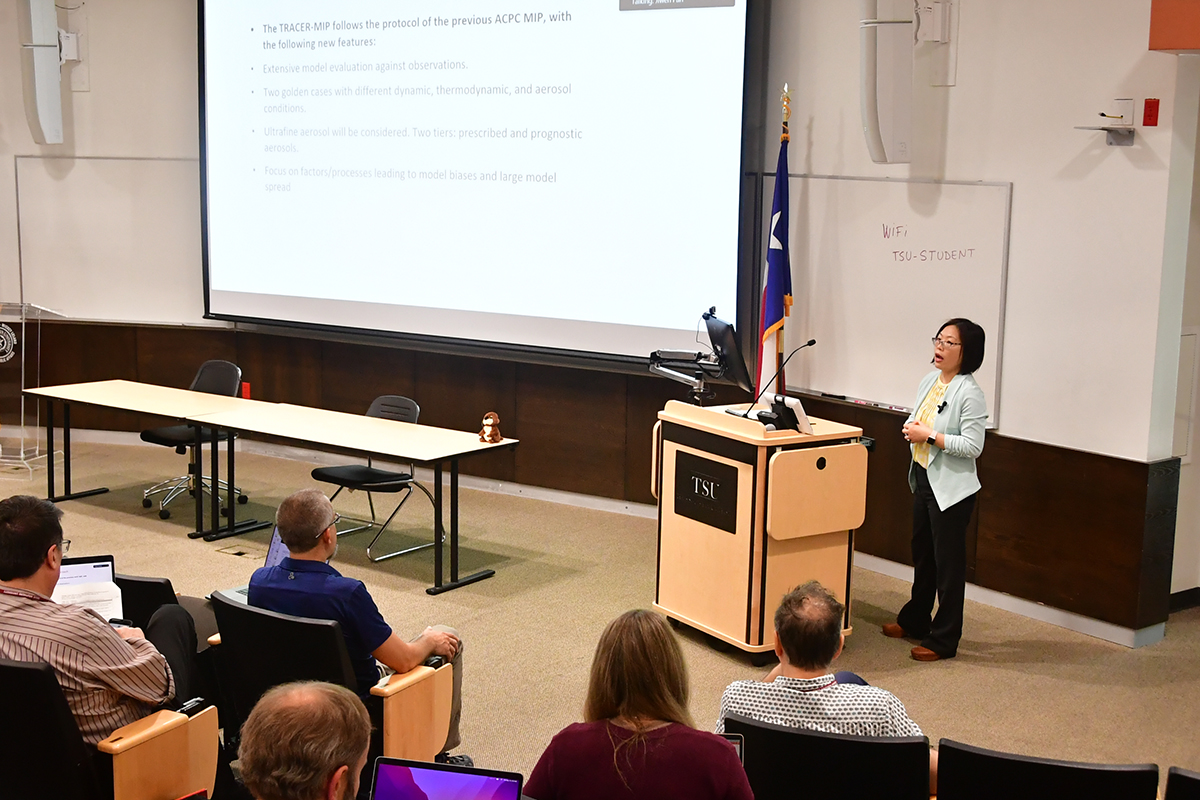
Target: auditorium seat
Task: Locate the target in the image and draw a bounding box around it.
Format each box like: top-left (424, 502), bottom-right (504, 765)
top-left (937, 738), bottom-right (1158, 800)
top-left (0, 658), bottom-right (218, 800)
top-left (722, 712), bottom-right (930, 800)
top-left (208, 589), bottom-right (453, 761)
top-left (1167, 766), bottom-right (1200, 800)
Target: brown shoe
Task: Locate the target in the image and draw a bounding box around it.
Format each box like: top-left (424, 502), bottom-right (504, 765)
top-left (882, 623), bottom-right (908, 639)
top-left (911, 646), bottom-right (943, 662)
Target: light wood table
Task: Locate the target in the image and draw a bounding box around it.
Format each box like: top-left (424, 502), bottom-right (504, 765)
top-left (25, 380), bottom-right (275, 539)
top-left (189, 404), bottom-right (517, 595)
top-left (26, 381), bottom-right (518, 594)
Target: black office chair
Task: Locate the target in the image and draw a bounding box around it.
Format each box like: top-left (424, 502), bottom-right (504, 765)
top-left (310, 395), bottom-right (438, 562)
top-left (1167, 766), bottom-right (1200, 799)
top-left (0, 659), bottom-right (218, 800)
top-left (140, 359), bottom-right (250, 519)
top-left (937, 738), bottom-right (1159, 800)
top-left (722, 712), bottom-right (929, 800)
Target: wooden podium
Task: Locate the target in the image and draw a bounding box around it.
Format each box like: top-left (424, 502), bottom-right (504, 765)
top-left (651, 400), bottom-right (867, 659)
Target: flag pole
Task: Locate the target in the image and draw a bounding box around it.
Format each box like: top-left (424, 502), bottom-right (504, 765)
top-left (775, 85), bottom-right (791, 394)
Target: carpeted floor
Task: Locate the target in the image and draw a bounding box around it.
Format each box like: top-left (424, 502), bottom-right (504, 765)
top-left (9, 441), bottom-right (1200, 785)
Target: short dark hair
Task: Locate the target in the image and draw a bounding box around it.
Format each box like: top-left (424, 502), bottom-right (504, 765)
top-left (239, 681), bottom-right (371, 800)
top-left (937, 318), bottom-right (985, 375)
top-left (275, 489), bottom-right (333, 554)
top-left (0, 495), bottom-right (64, 581)
top-left (774, 581), bottom-right (845, 671)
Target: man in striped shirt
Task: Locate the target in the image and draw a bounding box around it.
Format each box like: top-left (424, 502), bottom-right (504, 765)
top-left (715, 581), bottom-right (938, 793)
top-left (0, 495), bottom-right (196, 745)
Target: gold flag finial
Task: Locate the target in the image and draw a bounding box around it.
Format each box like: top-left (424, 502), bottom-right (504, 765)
top-left (781, 83), bottom-right (791, 143)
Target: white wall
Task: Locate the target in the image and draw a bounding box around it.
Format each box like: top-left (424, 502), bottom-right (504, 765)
top-left (769, 0), bottom-right (1189, 463)
top-left (0, 0), bottom-right (204, 323)
top-left (1170, 57), bottom-right (1200, 594)
top-left (1, 3), bottom-right (1189, 441)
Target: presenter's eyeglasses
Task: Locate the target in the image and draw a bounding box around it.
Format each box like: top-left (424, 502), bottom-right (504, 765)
top-left (932, 337), bottom-right (961, 349)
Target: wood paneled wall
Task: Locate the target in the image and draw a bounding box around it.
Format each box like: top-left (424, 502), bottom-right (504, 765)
top-left (37, 323), bottom-right (1176, 631)
top-left (801, 396), bottom-right (1177, 631)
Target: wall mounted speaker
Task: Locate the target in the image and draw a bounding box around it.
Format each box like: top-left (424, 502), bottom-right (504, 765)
top-left (18, 0), bottom-right (63, 145)
top-left (859, 0), bottom-right (912, 164)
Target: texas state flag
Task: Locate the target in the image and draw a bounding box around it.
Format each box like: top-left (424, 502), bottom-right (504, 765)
top-left (757, 140), bottom-right (793, 397)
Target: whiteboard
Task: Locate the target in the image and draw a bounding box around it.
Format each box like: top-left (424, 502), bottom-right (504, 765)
top-left (16, 156), bottom-right (211, 326)
top-left (770, 175), bottom-right (1010, 425)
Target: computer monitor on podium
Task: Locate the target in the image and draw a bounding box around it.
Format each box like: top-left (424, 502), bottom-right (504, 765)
top-left (703, 310), bottom-right (754, 393)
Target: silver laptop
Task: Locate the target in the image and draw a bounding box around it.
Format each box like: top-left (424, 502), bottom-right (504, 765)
top-left (221, 527), bottom-right (291, 603)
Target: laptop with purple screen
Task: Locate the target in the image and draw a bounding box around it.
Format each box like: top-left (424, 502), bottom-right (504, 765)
top-left (370, 757), bottom-right (523, 800)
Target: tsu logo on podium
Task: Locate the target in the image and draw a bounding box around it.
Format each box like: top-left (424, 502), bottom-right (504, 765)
top-left (0, 324), bottom-right (17, 363)
top-left (690, 474), bottom-right (719, 500)
top-left (674, 451), bottom-right (738, 534)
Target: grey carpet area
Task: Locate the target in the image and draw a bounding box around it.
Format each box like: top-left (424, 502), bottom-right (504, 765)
top-left (9, 442), bottom-right (1200, 781)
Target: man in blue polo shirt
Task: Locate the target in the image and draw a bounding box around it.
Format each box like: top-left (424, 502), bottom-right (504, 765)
top-left (248, 488), bottom-right (466, 764)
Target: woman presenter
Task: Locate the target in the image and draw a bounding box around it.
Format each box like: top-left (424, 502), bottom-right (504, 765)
top-left (883, 319), bottom-right (987, 662)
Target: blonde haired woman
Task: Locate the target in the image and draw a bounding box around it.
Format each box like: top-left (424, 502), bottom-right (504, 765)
top-left (525, 610), bottom-right (751, 800)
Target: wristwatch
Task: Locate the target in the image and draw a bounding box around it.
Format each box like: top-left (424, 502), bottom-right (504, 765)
top-left (926, 433), bottom-right (937, 445)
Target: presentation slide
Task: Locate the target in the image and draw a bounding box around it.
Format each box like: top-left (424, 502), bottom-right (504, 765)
top-left (202, 0), bottom-right (751, 358)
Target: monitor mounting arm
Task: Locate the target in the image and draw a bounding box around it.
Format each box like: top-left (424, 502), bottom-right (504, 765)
top-left (649, 349), bottom-right (725, 405)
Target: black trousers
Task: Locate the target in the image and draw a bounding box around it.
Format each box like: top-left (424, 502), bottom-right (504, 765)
top-left (143, 604), bottom-right (201, 703)
top-left (896, 464), bottom-right (976, 657)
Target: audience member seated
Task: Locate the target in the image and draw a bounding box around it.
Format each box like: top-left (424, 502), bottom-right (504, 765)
top-left (0, 495), bottom-right (203, 744)
top-left (248, 488), bottom-right (467, 762)
top-left (525, 609), bottom-right (753, 800)
top-left (715, 580), bottom-right (937, 793)
top-left (239, 681), bottom-right (371, 800)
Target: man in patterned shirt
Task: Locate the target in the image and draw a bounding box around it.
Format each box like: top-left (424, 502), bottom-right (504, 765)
top-left (715, 581), bottom-right (937, 793)
top-left (0, 495), bottom-right (199, 745)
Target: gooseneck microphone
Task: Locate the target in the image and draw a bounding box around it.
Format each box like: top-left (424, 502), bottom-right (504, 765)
top-left (741, 339), bottom-right (817, 418)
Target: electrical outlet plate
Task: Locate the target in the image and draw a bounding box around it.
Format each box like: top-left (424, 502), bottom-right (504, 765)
top-left (1111, 98), bottom-right (1134, 128)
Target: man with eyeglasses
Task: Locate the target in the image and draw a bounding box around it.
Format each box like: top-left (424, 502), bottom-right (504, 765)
top-left (0, 494), bottom-right (201, 744)
top-left (248, 488), bottom-right (468, 768)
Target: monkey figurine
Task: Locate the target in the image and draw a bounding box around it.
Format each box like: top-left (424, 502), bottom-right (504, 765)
top-left (479, 411), bottom-right (502, 443)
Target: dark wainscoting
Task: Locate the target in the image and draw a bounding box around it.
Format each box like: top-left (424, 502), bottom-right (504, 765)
top-left (37, 323), bottom-right (1176, 631)
top-left (801, 396), bottom-right (1177, 631)
top-left (37, 322), bottom-right (745, 502)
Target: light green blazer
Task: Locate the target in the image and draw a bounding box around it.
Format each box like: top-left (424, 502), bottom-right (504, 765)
top-left (906, 370), bottom-right (988, 511)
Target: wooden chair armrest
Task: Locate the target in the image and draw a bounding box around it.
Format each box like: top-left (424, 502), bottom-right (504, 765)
top-left (101, 706), bottom-right (220, 800)
top-left (97, 710), bottom-right (188, 754)
top-left (372, 662), bottom-right (453, 760)
top-left (207, 632), bottom-right (221, 647)
top-left (370, 664), bottom-right (434, 697)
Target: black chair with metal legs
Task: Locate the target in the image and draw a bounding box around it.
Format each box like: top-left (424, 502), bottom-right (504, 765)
top-left (140, 360), bottom-right (248, 519)
top-left (310, 395), bottom-right (439, 563)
